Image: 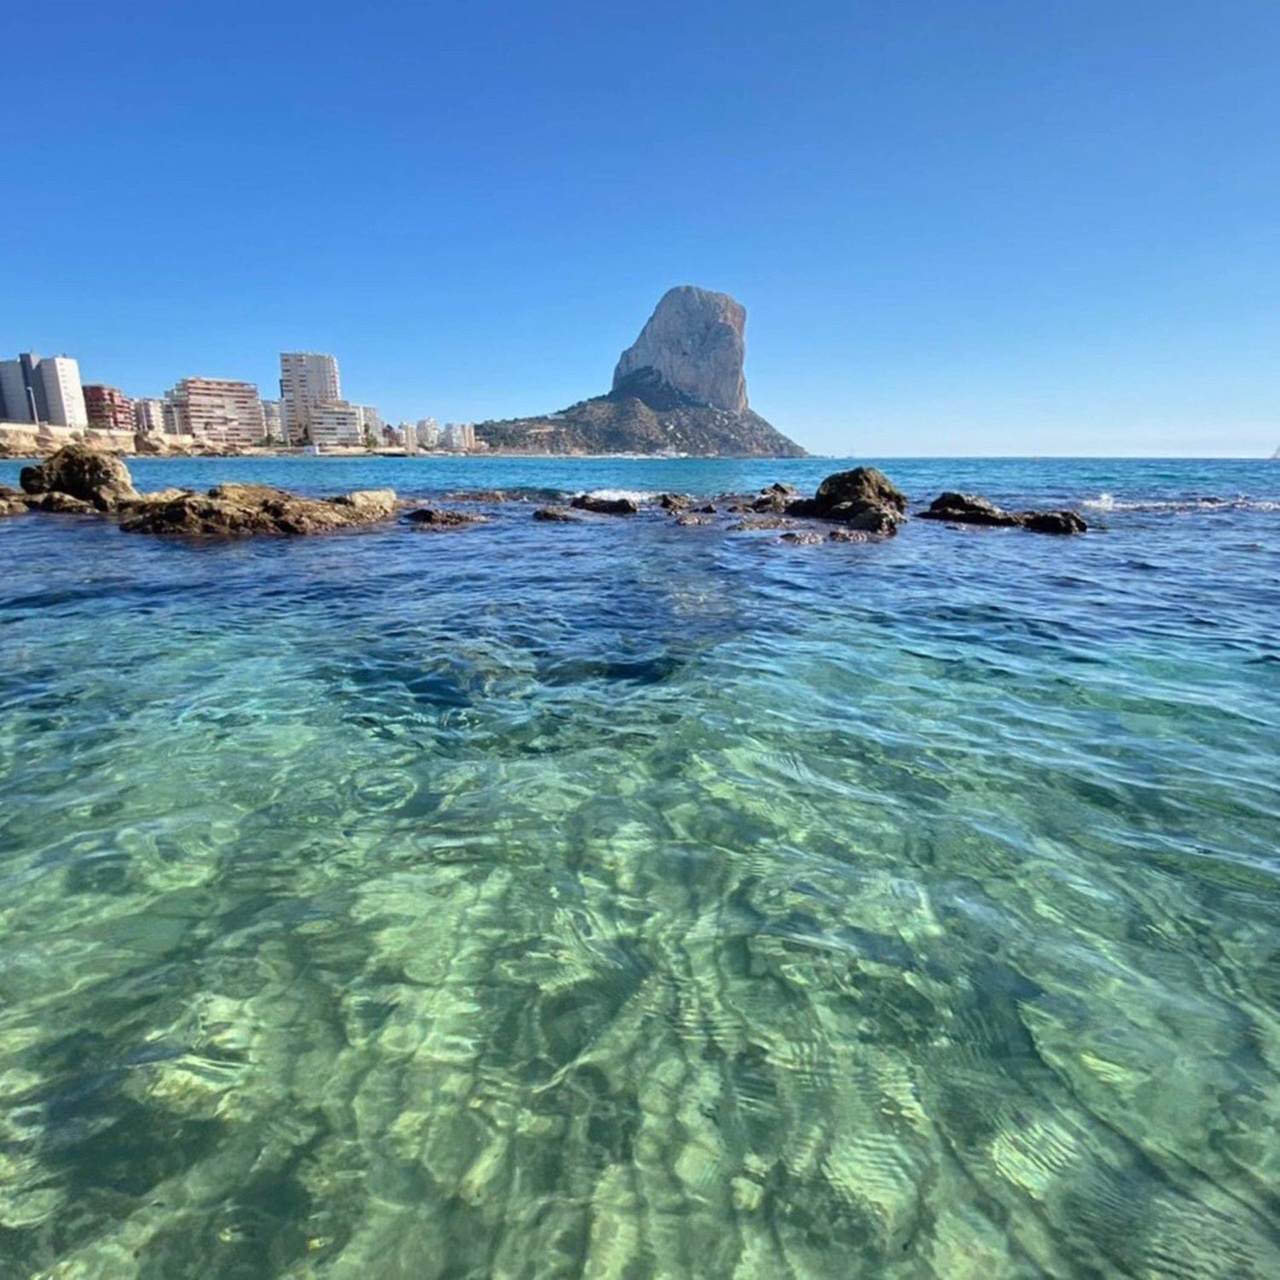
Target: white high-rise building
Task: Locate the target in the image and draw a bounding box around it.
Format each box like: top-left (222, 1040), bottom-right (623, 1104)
top-left (134, 398), bottom-right (168, 435)
top-left (0, 352), bottom-right (88, 428)
top-left (308, 400), bottom-right (365, 448)
top-left (261, 399), bottom-right (283, 442)
top-left (279, 352), bottom-right (341, 444)
top-left (40, 357), bottom-right (89, 429)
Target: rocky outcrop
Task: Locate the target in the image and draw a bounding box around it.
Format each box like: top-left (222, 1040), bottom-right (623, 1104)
top-left (786, 468), bottom-right (908, 533)
top-left (612, 286), bottom-right (748, 413)
top-left (405, 507), bottom-right (488, 528)
top-left (119, 484), bottom-right (399, 536)
top-left (19, 444), bottom-right (139, 510)
top-left (920, 492), bottom-right (1088, 535)
top-left (570, 494), bottom-right (640, 516)
top-left (475, 287), bottom-right (806, 457)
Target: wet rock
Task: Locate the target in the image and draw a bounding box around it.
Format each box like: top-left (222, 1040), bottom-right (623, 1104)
top-left (780, 530), bottom-right (824, 545)
top-left (751, 482), bottom-right (801, 513)
top-left (0, 485), bottom-right (31, 516)
top-left (729, 516), bottom-right (796, 532)
top-left (120, 485), bottom-right (402, 536)
top-left (918, 492), bottom-right (1022, 527)
top-left (443, 489), bottom-right (509, 503)
top-left (533, 506), bottom-right (582, 522)
top-left (787, 467), bottom-right (907, 533)
top-left (570, 495), bottom-right (640, 516)
top-left (827, 527), bottom-right (874, 543)
top-left (19, 444), bottom-right (139, 510)
top-left (920, 492), bottom-right (1088, 534)
top-left (1022, 509), bottom-right (1088, 535)
top-left (38, 492), bottom-right (98, 514)
top-left (405, 507), bottom-right (489, 528)
top-left (697, 503), bottom-right (717, 514)
top-left (658, 492), bottom-right (690, 511)
top-left (675, 513), bottom-right (715, 526)
top-left (334, 488), bottom-right (398, 518)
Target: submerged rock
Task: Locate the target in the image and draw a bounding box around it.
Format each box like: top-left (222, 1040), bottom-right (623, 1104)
top-left (920, 492), bottom-right (1088, 535)
top-left (532, 506), bottom-right (582, 522)
top-left (120, 484), bottom-right (401, 536)
top-left (780, 530), bottom-right (824, 545)
top-left (405, 507), bottom-right (488, 528)
top-left (19, 444), bottom-right (139, 510)
top-left (570, 495), bottom-right (640, 516)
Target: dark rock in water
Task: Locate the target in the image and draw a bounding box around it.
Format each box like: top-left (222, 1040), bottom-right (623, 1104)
top-left (729, 516), bottom-right (796, 532)
top-left (1022, 509), bottom-right (1088, 535)
top-left (697, 503), bottom-right (717, 514)
top-left (405, 507), bottom-right (488, 528)
top-left (751, 482), bottom-right (801, 513)
top-left (787, 467), bottom-right (907, 534)
top-left (19, 444), bottom-right (138, 510)
top-left (658, 492), bottom-right (690, 511)
top-left (780, 530), bottom-right (824, 546)
top-left (533, 506), bottom-right (582, 522)
top-left (120, 485), bottom-right (399, 536)
top-left (675, 513), bottom-right (715, 526)
top-left (570, 495), bottom-right (639, 516)
top-left (809, 468), bottom-right (907, 516)
top-left (443, 489), bottom-right (509, 503)
top-left (919, 492), bottom-right (1022, 527)
top-left (828, 527), bottom-right (874, 543)
top-left (38, 492), bottom-right (98, 514)
top-left (920, 492), bottom-right (1088, 535)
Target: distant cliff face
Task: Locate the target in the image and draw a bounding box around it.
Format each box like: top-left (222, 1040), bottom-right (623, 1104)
top-left (475, 286), bottom-right (806, 457)
top-left (612, 286), bottom-right (748, 414)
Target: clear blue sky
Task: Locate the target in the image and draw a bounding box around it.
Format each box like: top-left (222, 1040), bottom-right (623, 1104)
top-left (4, 0), bottom-right (1278, 455)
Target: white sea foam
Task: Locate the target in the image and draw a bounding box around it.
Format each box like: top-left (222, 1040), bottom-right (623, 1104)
top-left (579, 488), bottom-right (660, 502)
top-left (1081, 492), bottom-right (1270, 513)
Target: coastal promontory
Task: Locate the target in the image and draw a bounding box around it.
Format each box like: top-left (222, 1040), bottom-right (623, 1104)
top-left (475, 286), bottom-right (807, 457)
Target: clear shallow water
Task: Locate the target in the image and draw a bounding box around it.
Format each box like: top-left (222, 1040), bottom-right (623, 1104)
top-left (0, 457), bottom-right (1277, 1279)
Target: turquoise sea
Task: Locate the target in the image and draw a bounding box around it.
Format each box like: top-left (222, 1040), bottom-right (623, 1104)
top-left (0, 455), bottom-right (1277, 1279)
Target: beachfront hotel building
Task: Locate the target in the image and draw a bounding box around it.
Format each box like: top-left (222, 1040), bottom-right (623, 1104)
top-left (164, 377), bottom-right (266, 448)
top-left (279, 352), bottom-right (341, 444)
top-left (0, 353), bottom-right (89, 429)
top-left (83, 384), bottom-right (135, 434)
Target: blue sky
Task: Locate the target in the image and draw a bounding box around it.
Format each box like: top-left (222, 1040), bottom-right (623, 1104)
top-left (3, 0), bottom-right (1278, 455)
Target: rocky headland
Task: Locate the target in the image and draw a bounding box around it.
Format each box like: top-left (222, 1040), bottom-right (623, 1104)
top-left (474, 286), bottom-right (807, 457)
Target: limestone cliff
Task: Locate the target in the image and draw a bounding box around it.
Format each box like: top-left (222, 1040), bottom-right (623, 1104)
top-left (475, 287), bottom-right (806, 457)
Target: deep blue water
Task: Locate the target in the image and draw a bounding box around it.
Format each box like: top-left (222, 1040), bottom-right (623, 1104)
top-left (0, 456), bottom-right (1277, 1278)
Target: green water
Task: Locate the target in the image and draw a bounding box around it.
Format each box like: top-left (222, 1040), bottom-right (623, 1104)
top-left (0, 457), bottom-right (1278, 1278)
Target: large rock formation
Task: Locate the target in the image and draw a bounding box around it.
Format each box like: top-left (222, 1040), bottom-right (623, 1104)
top-left (476, 286), bottom-right (806, 457)
top-left (19, 444), bottom-right (138, 510)
top-left (119, 484), bottom-right (399, 536)
top-left (612, 286), bottom-right (748, 413)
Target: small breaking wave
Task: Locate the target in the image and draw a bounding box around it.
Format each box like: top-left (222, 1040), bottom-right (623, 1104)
top-left (1082, 492), bottom-right (1278, 513)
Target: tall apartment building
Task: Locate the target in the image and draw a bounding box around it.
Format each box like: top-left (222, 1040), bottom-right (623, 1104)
top-left (261, 399), bottom-right (283, 442)
top-left (308, 401), bottom-right (365, 448)
top-left (279, 352), bottom-right (340, 444)
top-left (83, 384), bottom-right (135, 433)
top-left (442, 422), bottom-right (477, 451)
top-left (165, 377), bottom-right (266, 447)
top-left (134, 398), bottom-right (168, 435)
top-left (0, 352), bottom-right (89, 428)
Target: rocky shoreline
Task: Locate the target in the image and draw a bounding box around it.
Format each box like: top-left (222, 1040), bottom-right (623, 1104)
top-left (2, 445), bottom-right (1088, 541)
